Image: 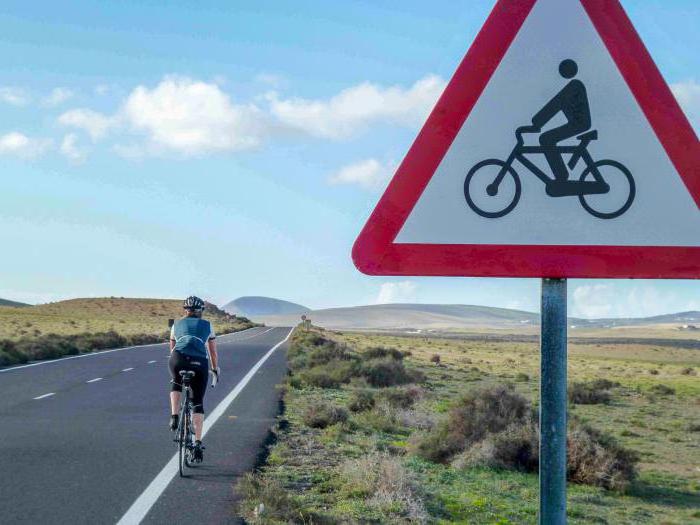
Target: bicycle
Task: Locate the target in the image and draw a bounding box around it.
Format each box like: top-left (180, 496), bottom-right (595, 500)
top-left (175, 370), bottom-right (198, 477)
top-left (464, 127), bottom-right (635, 219)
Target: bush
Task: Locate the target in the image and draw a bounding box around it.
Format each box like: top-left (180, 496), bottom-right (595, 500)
top-left (362, 346), bottom-right (404, 361)
top-left (297, 361), bottom-right (358, 389)
top-left (348, 390), bottom-right (376, 413)
top-left (236, 473), bottom-right (302, 523)
top-left (567, 419), bottom-right (638, 492)
top-left (454, 420), bottom-right (539, 472)
top-left (430, 354), bottom-right (441, 364)
top-left (648, 384), bottom-right (675, 396)
top-left (680, 367), bottom-right (696, 376)
top-left (515, 372), bottom-right (530, 382)
top-left (303, 401), bottom-right (348, 429)
top-left (412, 384), bottom-right (529, 463)
top-left (380, 386), bottom-right (424, 409)
top-left (337, 453), bottom-right (427, 522)
top-left (568, 381), bottom-right (612, 405)
top-left (360, 358), bottom-right (425, 388)
top-left (307, 341), bottom-right (355, 368)
top-left (0, 340), bottom-right (26, 366)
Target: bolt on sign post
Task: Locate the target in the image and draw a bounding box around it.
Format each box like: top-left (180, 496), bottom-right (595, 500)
top-left (352, 0), bottom-right (699, 523)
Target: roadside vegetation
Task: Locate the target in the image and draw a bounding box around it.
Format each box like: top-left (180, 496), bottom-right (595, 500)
top-left (237, 327), bottom-right (700, 524)
top-left (0, 298), bottom-right (255, 366)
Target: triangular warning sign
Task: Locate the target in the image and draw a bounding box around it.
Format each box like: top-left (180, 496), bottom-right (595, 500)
top-left (353, 0), bottom-right (699, 279)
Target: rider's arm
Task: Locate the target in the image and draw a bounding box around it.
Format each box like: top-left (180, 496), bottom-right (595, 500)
top-left (531, 91), bottom-right (564, 130)
top-left (208, 339), bottom-right (218, 370)
top-left (169, 325), bottom-right (176, 353)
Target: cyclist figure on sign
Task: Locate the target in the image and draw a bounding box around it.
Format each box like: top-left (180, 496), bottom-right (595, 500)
top-left (168, 295), bottom-right (220, 462)
top-left (517, 59), bottom-right (592, 186)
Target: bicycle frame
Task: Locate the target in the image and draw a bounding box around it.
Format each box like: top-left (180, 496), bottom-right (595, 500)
top-left (495, 142), bottom-right (605, 189)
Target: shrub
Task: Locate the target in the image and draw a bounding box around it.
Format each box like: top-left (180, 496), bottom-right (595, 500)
top-left (360, 358), bottom-right (424, 388)
top-left (649, 369), bottom-right (659, 375)
top-left (412, 384), bottom-right (529, 463)
top-left (236, 473), bottom-right (302, 522)
top-left (303, 401), bottom-right (348, 429)
top-left (0, 340), bottom-right (26, 366)
top-left (567, 419), bottom-right (638, 492)
top-left (337, 453), bottom-right (427, 522)
top-left (297, 361), bottom-right (358, 389)
top-left (568, 381), bottom-right (612, 405)
top-left (362, 346), bottom-right (404, 361)
top-left (515, 372), bottom-right (530, 382)
top-left (648, 384), bottom-right (675, 396)
top-left (307, 341), bottom-right (355, 368)
top-left (348, 390), bottom-right (376, 413)
top-left (380, 386), bottom-right (424, 409)
top-left (430, 354), bottom-right (441, 364)
top-left (680, 367), bottom-right (696, 376)
top-left (454, 420), bottom-right (539, 472)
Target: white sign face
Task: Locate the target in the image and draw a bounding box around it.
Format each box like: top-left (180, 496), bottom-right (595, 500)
top-left (395, 0), bottom-right (698, 247)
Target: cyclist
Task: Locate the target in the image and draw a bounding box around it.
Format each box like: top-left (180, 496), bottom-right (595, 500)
top-left (519, 59), bottom-right (592, 183)
top-left (168, 295), bottom-right (220, 463)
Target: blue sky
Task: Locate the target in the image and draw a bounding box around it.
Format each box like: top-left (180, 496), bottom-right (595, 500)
top-left (0, 0), bottom-right (698, 317)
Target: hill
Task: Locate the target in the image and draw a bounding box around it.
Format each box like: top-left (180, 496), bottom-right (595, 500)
top-left (255, 303), bottom-right (539, 330)
top-left (0, 297), bottom-right (253, 341)
top-left (222, 296), bottom-right (309, 318)
top-left (258, 303), bottom-right (700, 334)
top-left (0, 298), bottom-right (29, 308)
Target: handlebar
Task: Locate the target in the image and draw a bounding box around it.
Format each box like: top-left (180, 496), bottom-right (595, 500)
top-left (515, 125), bottom-right (539, 145)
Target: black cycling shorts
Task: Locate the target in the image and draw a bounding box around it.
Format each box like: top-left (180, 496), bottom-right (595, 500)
top-left (169, 351), bottom-right (208, 414)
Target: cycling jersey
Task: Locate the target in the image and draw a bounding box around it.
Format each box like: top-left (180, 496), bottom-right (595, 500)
top-left (170, 317), bottom-right (216, 359)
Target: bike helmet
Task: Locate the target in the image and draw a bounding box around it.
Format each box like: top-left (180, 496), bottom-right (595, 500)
top-left (183, 295), bottom-right (205, 311)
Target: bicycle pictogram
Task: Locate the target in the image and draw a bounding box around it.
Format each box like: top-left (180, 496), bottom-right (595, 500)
top-left (464, 59), bottom-right (635, 219)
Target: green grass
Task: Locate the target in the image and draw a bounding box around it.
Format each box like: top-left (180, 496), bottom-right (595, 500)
top-left (237, 328), bottom-right (700, 524)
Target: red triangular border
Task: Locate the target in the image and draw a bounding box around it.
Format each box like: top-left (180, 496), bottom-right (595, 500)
top-left (352, 0), bottom-right (699, 279)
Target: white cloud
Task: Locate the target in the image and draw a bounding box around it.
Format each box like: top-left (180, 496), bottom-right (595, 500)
top-left (0, 87), bottom-right (30, 106)
top-left (60, 133), bottom-right (86, 163)
top-left (571, 283), bottom-right (700, 319)
top-left (58, 108), bottom-right (115, 141)
top-left (121, 76), bottom-right (267, 156)
top-left (376, 281), bottom-right (418, 304)
top-left (328, 158), bottom-right (395, 191)
top-left (42, 87), bottom-right (74, 107)
top-left (267, 74), bottom-right (446, 139)
top-left (671, 80), bottom-right (700, 133)
top-left (0, 132), bottom-right (51, 158)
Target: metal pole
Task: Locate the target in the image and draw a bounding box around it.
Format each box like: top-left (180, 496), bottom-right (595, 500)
top-left (540, 278), bottom-right (567, 525)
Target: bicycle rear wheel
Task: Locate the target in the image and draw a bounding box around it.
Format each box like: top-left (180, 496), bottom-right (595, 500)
top-left (178, 412), bottom-right (186, 477)
top-left (579, 160), bottom-right (635, 219)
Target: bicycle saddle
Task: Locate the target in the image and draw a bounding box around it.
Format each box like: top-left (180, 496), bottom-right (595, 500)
top-left (576, 130), bottom-right (598, 141)
top-left (179, 370), bottom-right (196, 379)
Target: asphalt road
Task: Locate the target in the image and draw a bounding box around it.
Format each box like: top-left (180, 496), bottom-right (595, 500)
top-left (0, 326), bottom-right (291, 524)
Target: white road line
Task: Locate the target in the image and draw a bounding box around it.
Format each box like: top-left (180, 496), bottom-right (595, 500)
top-left (122, 368), bottom-right (134, 372)
top-left (116, 327), bottom-right (293, 525)
top-left (86, 377), bottom-right (103, 383)
top-left (148, 360), bottom-right (156, 364)
top-left (0, 327), bottom-right (261, 374)
top-left (33, 393), bottom-right (55, 400)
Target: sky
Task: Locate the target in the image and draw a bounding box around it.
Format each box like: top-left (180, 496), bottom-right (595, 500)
top-left (0, 0), bottom-right (698, 318)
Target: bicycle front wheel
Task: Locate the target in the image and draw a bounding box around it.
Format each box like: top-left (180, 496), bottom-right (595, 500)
top-left (579, 160), bottom-right (635, 219)
top-left (464, 159), bottom-right (521, 218)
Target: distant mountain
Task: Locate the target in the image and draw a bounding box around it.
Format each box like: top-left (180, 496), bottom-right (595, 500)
top-left (222, 296), bottom-right (310, 318)
top-left (258, 303), bottom-right (700, 331)
top-left (258, 303), bottom-right (539, 330)
top-left (0, 298), bottom-right (30, 307)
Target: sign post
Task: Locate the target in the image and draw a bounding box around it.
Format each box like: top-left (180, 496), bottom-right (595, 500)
top-left (540, 278), bottom-right (567, 525)
top-left (352, 0), bottom-right (698, 522)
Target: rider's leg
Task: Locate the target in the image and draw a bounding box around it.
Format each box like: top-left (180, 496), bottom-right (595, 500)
top-left (193, 413), bottom-right (204, 441)
top-left (539, 128), bottom-right (570, 182)
top-left (170, 391), bottom-right (181, 415)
